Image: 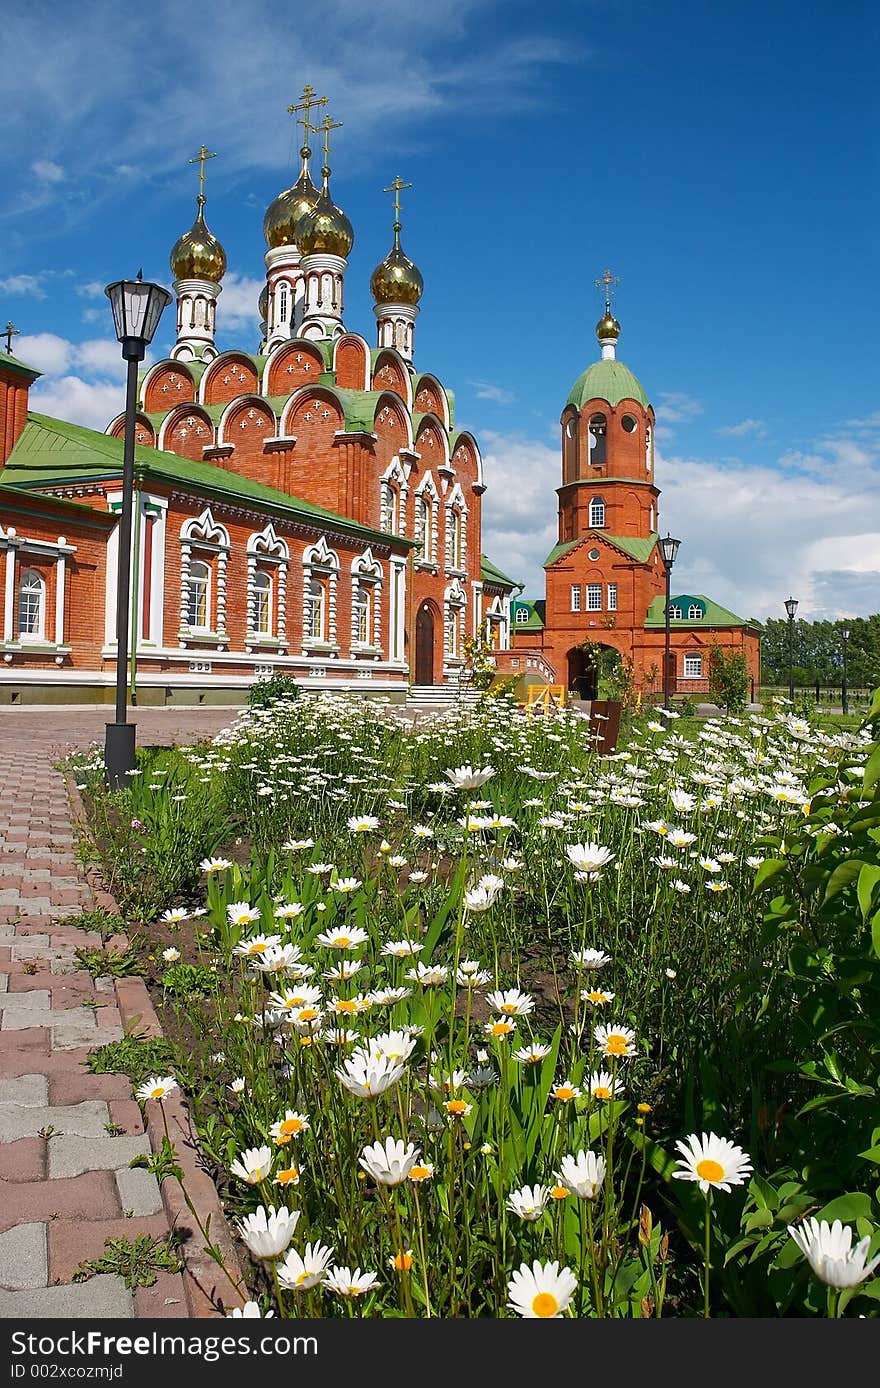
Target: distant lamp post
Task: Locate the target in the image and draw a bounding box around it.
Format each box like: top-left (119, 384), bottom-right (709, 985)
top-left (840, 623), bottom-right (851, 716)
top-left (659, 533), bottom-right (681, 710)
top-left (784, 596), bottom-right (799, 703)
top-left (103, 273), bottom-right (172, 789)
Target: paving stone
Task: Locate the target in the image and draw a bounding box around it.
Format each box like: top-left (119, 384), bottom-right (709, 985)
top-left (0, 1171), bottom-right (120, 1232)
top-left (0, 1273), bottom-right (133, 1317)
top-left (133, 1270), bottom-right (189, 1318)
top-left (47, 1215), bottom-right (170, 1284)
top-left (49, 1069), bottom-right (132, 1105)
top-left (10, 934), bottom-right (49, 954)
top-left (3, 1005), bottom-right (87, 1032)
top-left (115, 1165), bottom-right (163, 1216)
top-left (54, 1021), bottom-right (123, 1050)
top-left (0, 1135), bottom-right (45, 1181)
top-left (0, 1072), bottom-right (49, 1106)
top-left (0, 988), bottom-right (51, 1012)
top-left (0, 975), bottom-right (6, 993)
top-left (0, 1221), bottom-right (47, 1290)
top-left (107, 1098), bottom-right (144, 1134)
top-left (0, 1098), bottom-right (110, 1142)
top-left (48, 1133), bottom-right (151, 1179)
top-left (0, 1028), bottom-right (50, 1072)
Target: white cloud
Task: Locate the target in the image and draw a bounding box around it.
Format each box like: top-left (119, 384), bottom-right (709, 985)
top-left (0, 274), bottom-right (45, 297)
top-left (31, 159), bottom-right (64, 183)
top-left (75, 339), bottom-right (128, 376)
top-left (717, 418), bottom-right (766, 438)
top-left (480, 430), bottom-right (559, 594)
top-left (467, 380), bottom-right (514, 405)
top-left (16, 332), bottom-right (74, 374)
top-left (654, 391), bottom-right (703, 426)
top-left (75, 281), bottom-right (105, 298)
top-left (29, 375), bottom-right (124, 429)
top-left (216, 273), bottom-right (264, 334)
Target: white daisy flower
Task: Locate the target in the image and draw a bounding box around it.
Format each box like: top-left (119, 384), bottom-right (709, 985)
top-left (507, 1259), bottom-right (577, 1318)
top-left (444, 764), bottom-right (496, 789)
top-left (486, 987), bottom-right (534, 1016)
top-left (506, 1184), bottom-right (549, 1221)
top-left (277, 1241), bottom-right (334, 1291)
top-left (359, 1136), bottom-right (419, 1186)
top-left (229, 1145), bottom-right (273, 1184)
top-left (135, 1075), bottom-right (178, 1103)
top-left (237, 1204), bottom-right (299, 1259)
top-left (324, 1266), bottom-right (381, 1298)
top-left (787, 1217), bottom-right (880, 1288)
top-left (672, 1131), bottom-right (753, 1193)
top-left (594, 1023), bottom-right (637, 1059)
top-left (556, 1149), bottom-right (606, 1200)
top-left (336, 1051), bottom-right (407, 1098)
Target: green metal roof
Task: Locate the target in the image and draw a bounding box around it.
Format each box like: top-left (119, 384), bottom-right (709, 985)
top-left (0, 481), bottom-right (115, 526)
top-left (1, 413), bottom-right (414, 551)
top-left (0, 353), bottom-right (41, 381)
top-left (543, 532), bottom-right (658, 567)
top-left (512, 598), bottom-right (545, 630)
top-left (566, 359), bottom-right (649, 410)
top-left (644, 593), bottom-right (749, 628)
top-left (480, 554), bottom-right (520, 589)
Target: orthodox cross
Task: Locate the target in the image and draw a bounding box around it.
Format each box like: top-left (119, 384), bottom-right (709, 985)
top-left (594, 268), bottom-right (620, 309)
top-left (3, 321), bottom-right (20, 354)
top-left (317, 113), bottom-right (343, 170)
top-left (188, 145), bottom-right (217, 204)
top-left (384, 175), bottom-right (412, 229)
top-left (287, 84), bottom-right (328, 149)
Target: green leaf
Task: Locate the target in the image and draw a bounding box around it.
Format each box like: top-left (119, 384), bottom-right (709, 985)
top-left (753, 859), bottom-right (787, 892)
top-left (862, 742), bottom-right (880, 792)
top-left (823, 860), bottom-right (864, 902)
top-left (814, 1192), bottom-right (874, 1224)
top-left (872, 907), bottom-right (880, 960)
top-left (857, 864), bottom-right (880, 920)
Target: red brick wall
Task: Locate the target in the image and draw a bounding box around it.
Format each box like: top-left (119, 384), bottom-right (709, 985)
top-left (202, 356), bottom-right (259, 407)
top-left (142, 364), bottom-right (195, 414)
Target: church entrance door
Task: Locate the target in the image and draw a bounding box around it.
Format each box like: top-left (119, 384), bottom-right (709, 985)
top-left (415, 605), bottom-right (435, 685)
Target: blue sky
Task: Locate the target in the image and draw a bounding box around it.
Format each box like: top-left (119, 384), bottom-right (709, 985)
top-left (2, 0), bottom-right (877, 620)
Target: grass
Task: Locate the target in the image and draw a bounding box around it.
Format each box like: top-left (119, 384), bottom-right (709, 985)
top-left (73, 1233), bottom-right (184, 1290)
top-left (86, 1032), bottom-right (177, 1085)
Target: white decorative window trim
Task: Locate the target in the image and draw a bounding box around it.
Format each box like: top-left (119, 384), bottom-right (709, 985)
top-left (351, 547), bottom-right (383, 653)
top-left (246, 524), bottom-right (289, 642)
top-left (302, 535), bottom-right (339, 651)
top-left (180, 509), bottom-right (230, 640)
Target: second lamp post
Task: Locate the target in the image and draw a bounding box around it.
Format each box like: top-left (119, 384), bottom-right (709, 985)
top-left (784, 596), bottom-right (798, 703)
top-left (659, 533), bottom-right (681, 709)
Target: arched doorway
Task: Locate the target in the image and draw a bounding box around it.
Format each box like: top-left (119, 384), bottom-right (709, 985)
top-left (567, 643), bottom-right (624, 700)
top-left (415, 604), bottom-right (435, 685)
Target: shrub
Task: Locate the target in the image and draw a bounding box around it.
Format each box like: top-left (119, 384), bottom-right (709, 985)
top-left (248, 673), bottom-right (301, 709)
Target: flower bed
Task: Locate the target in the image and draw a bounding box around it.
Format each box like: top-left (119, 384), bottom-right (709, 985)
top-left (69, 692), bottom-right (880, 1317)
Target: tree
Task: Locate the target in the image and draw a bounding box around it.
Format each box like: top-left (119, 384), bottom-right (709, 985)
top-left (707, 643), bottom-right (750, 712)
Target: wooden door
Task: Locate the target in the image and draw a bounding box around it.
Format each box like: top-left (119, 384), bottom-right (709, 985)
top-left (415, 605), bottom-right (434, 685)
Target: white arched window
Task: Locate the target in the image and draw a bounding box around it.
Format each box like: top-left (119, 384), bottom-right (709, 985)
top-left (668, 604), bottom-right (683, 620)
top-left (355, 587), bottom-right (371, 645)
top-left (254, 571), bottom-right (272, 635)
top-left (589, 497), bottom-right (606, 528)
top-left (418, 494), bottom-right (433, 559)
top-left (688, 604), bottom-right (703, 620)
top-left (351, 548), bottom-right (383, 651)
top-left (306, 578), bottom-right (326, 640)
top-left (450, 510), bottom-right (463, 568)
top-left (18, 568), bottom-right (45, 640)
top-left (278, 282), bottom-right (290, 324)
top-left (187, 560), bottom-right (210, 631)
top-left (588, 413), bottom-right (607, 465)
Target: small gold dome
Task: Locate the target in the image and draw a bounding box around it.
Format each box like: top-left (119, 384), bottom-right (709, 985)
top-left (263, 152), bottom-right (321, 249)
top-left (258, 284), bottom-right (269, 322)
top-left (371, 229), bottom-right (423, 306)
top-left (296, 169), bottom-right (354, 259)
top-left (596, 308), bottom-right (621, 340)
top-left (170, 201), bottom-right (226, 283)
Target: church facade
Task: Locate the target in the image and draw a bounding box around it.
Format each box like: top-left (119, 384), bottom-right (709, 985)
top-left (0, 97), bottom-right (517, 704)
top-left (510, 301), bottom-right (761, 700)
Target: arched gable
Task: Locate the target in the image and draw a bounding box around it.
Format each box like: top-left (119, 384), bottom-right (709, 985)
top-left (333, 334), bottom-right (370, 390)
top-left (303, 535), bottom-right (340, 570)
top-left (247, 523), bottom-right (289, 559)
top-left (413, 375), bottom-right (449, 428)
top-left (107, 413), bottom-right (155, 449)
top-left (449, 430), bottom-right (483, 489)
top-left (142, 362), bottom-right (195, 414)
top-left (281, 386), bottom-right (344, 437)
top-left (201, 353), bottom-right (260, 407)
top-left (181, 508), bottom-right (229, 548)
top-left (157, 404), bottom-right (214, 460)
top-left (374, 393), bottom-right (413, 450)
top-left (415, 412), bottom-right (450, 468)
top-left (351, 545), bottom-right (383, 580)
top-left (371, 349), bottom-right (412, 408)
top-left (217, 395), bottom-right (276, 448)
top-left (265, 340), bottom-right (326, 397)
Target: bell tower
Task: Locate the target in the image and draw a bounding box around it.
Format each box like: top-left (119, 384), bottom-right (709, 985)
top-left (558, 272), bottom-right (658, 545)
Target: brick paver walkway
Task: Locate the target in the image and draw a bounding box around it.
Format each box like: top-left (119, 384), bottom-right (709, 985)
top-left (0, 708), bottom-right (234, 1318)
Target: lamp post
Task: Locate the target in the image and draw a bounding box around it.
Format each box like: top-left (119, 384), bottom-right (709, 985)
top-left (659, 533), bottom-right (681, 710)
top-left (784, 596), bottom-right (798, 703)
top-left (104, 273), bottom-right (172, 789)
top-left (840, 623), bottom-right (851, 716)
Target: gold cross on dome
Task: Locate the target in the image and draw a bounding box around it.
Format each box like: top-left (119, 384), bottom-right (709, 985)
top-left (188, 145), bottom-right (217, 201)
top-left (3, 321), bottom-right (20, 354)
top-left (287, 84), bottom-right (328, 148)
top-left (318, 112), bottom-right (343, 167)
top-left (384, 175), bottom-right (412, 226)
top-left (594, 268), bottom-right (620, 308)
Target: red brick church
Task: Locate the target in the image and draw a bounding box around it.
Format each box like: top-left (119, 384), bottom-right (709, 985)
top-left (0, 93), bottom-right (518, 704)
top-left (509, 292), bottom-right (760, 700)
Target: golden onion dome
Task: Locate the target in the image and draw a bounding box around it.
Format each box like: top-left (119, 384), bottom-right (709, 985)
top-left (596, 306), bottom-right (621, 340)
top-left (258, 284), bottom-right (269, 322)
top-left (170, 199), bottom-right (226, 283)
top-left (263, 149), bottom-right (321, 250)
top-left (371, 225), bottom-right (423, 306)
top-left (296, 167), bottom-right (354, 258)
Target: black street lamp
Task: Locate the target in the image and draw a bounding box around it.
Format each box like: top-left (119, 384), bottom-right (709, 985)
top-left (659, 533), bottom-right (681, 710)
top-left (784, 596), bottom-right (798, 703)
top-left (104, 273), bottom-right (172, 789)
top-left (841, 623), bottom-right (851, 716)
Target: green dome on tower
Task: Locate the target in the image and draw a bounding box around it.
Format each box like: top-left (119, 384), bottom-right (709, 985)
top-left (566, 359), bottom-right (649, 410)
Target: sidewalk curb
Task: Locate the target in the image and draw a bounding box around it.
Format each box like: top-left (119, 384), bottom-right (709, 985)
top-left (64, 772), bottom-right (247, 1319)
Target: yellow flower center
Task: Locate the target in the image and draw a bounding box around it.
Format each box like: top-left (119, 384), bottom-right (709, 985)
top-left (586, 992), bottom-right (606, 1004)
top-left (446, 1100), bottom-right (468, 1116)
top-left (149, 1087), bottom-right (165, 1099)
top-left (299, 1036), bottom-right (313, 1047)
top-left (409, 1165), bottom-right (432, 1181)
top-left (695, 1158), bottom-right (725, 1183)
top-left (593, 1087), bottom-right (611, 1100)
top-left (532, 1292), bottom-right (559, 1318)
top-left (605, 1035), bottom-right (628, 1055)
top-left (335, 999), bottom-right (358, 1013)
top-left (299, 1008), bottom-right (318, 1021)
top-left (276, 1168), bottom-right (300, 1184)
top-left (280, 1118), bottom-right (304, 1136)
top-left (501, 1003), bottom-right (518, 1014)
top-left (295, 1271), bottom-right (311, 1286)
top-left (393, 1253), bottom-right (413, 1271)
top-left (554, 1087), bottom-right (575, 1101)
top-left (491, 1022), bottom-right (513, 1036)
top-left (249, 942), bottom-right (267, 953)
top-left (335, 937), bottom-right (351, 947)
top-left (550, 1185), bottom-right (570, 1200)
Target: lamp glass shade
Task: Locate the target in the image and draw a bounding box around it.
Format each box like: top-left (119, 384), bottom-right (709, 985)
top-left (659, 534), bottom-right (680, 568)
top-left (784, 597), bottom-right (799, 620)
top-left (105, 278), bottom-right (173, 351)
top-left (841, 625), bottom-right (851, 641)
